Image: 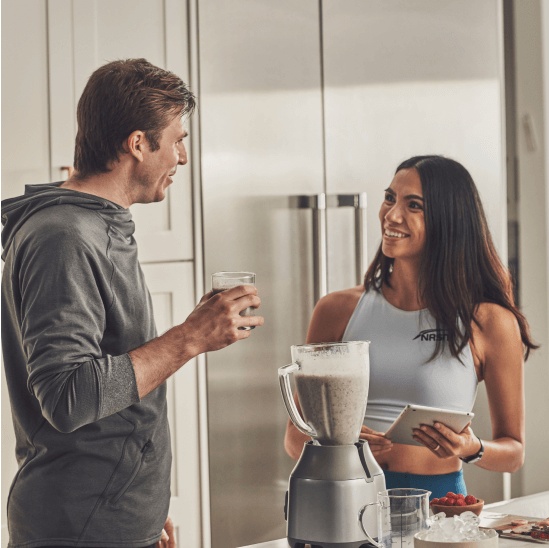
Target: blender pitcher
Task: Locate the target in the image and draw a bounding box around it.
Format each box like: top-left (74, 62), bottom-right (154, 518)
top-left (278, 341), bottom-right (370, 445)
top-left (279, 341), bottom-right (385, 548)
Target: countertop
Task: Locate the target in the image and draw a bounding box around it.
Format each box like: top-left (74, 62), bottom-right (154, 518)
top-left (239, 490), bottom-right (549, 548)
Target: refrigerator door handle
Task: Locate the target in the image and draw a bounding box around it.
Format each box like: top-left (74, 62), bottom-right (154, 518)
top-left (292, 192), bottom-right (366, 302)
top-left (330, 193), bottom-right (368, 285)
top-left (294, 193), bottom-right (328, 303)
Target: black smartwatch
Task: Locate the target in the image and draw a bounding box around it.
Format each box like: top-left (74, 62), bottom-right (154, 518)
top-left (460, 436), bottom-right (484, 464)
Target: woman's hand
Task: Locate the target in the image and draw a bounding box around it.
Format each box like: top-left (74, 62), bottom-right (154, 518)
top-left (359, 425), bottom-right (393, 457)
top-left (412, 422), bottom-right (479, 459)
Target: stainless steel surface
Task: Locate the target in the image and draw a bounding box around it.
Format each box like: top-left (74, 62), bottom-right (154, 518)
top-left (198, 1), bottom-right (506, 547)
top-left (199, 2), bottom-right (324, 546)
top-left (294, 194), bottom-right (329, 302)
top-left (312, 194), bottom-right (329, 301)
top-left (329, 193), bottom-right (368, 285)
top-left (354, 194), bottom-right (367, 286)
top-left (286, 443), bottom-right (384, 547)
top-left (293, 192), bottom-right (368, 300)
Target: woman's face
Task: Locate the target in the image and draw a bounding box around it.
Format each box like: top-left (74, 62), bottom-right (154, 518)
top-left (379, 168), bottom-right (426, 262)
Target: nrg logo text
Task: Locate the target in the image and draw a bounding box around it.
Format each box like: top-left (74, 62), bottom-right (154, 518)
top-left (412, 329), bottom-right (449, 342)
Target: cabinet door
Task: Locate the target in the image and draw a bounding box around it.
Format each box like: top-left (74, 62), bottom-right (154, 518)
top-left (1, 2), bottom-right (51, 543)
top-left (141, 262), bottom-right (201, 546)
top-left (1, 0), bottom-right (50, 199)
top-left (47, 0), bottom-right (194, 263)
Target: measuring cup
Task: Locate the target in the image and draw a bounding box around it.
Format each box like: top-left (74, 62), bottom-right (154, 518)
top-left (359, 488), bottom-right (431, 547)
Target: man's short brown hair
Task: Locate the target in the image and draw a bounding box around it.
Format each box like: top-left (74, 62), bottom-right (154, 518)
top-left (73, 58), bottom-right (196, 178)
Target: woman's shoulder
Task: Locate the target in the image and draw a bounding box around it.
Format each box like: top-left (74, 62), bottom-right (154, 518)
top-left (317, 285), bottom-right (365, 310)
top-left (471, 302), bottom-right (524, 379)
top-left (473, 302), bottom-right (521, 352)
top-left (475, 302), bottom-right (520, 331)
top-left (307, 285), bottom-right (364, 343)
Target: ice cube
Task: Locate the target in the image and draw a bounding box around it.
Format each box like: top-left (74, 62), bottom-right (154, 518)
top-left (460, 511), bottom-right (481, 527)
top-left (420, 514), bottom-right (489, 543)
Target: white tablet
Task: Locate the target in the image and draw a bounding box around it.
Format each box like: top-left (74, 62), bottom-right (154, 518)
top-left (384, 404), bottom-right (474, 446)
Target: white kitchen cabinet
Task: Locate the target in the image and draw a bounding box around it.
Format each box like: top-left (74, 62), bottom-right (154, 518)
top-left (1, 1), bottom-right (202, 546)
top-left (141, 262), bottom-right (202, 546)
top-left (0, 0), bottom-right (50, 199)
top-left (47, 0), bottom-right (194, 264)
top-left (1, 2), bottom-right (51, 543)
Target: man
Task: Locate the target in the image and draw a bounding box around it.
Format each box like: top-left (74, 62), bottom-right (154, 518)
top-left (1, 58), bottom-right (263, 548)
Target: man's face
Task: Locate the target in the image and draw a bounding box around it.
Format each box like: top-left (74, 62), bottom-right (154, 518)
top-left (133, 115), bottom-right (188, 204)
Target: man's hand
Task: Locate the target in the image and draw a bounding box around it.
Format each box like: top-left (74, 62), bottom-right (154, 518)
top-left (130, 284), bottom-right (264, 398)
top-left (156, 516), bottom-right (176, 548)
top-left (183, 285), bottom-right (264, 353)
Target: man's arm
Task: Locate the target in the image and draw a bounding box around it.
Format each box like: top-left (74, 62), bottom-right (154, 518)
top-left (130, 285), bottom-right (263, 398)
top-left (16, 222), bottom-right (262, 432)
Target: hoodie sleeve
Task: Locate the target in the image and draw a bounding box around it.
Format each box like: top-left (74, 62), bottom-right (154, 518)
top-left (16, 217), bottom-right (140, 433)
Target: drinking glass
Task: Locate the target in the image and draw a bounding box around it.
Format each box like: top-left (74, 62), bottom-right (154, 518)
top-left (211, 271), bottom-right (256, 330)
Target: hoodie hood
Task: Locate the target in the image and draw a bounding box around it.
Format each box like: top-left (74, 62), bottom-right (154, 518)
top-left (1, 182), bottom-right (132, 260)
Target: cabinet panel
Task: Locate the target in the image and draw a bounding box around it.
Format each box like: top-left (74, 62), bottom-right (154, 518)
top-left (47, 0), bottom-right (194, 263)
top-left (141, 262), bottom-right (201, 547)
top-left (1, 364), bottom-right (16, 546)
top-left (1, 0), bottom-right (50, 198)
top-left (1, 3), bottom-right (51, 543)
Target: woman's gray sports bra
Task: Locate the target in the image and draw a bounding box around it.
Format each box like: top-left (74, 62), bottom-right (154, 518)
top-left (342, 290), bottom-right (478, 433)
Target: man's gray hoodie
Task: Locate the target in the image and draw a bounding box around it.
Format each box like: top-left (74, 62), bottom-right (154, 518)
top-left (1, 183), bottom-right (170, 547)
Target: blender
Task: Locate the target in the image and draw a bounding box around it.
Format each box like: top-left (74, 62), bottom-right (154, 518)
top-left (279, 341), bottom-right (386, 548)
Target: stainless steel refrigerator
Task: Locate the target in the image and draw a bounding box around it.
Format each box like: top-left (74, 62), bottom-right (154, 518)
top-left (197, 1), bottom-right (505, 546)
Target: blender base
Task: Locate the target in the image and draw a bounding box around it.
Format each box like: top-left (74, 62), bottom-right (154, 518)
top-left (288, 537), bottom-right (376, 548)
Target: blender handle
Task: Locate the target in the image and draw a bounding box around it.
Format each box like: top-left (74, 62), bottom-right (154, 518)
top-left (358, 502), bottom-right (381, 548)
top-left (278, 363), bottom-right (317, 438)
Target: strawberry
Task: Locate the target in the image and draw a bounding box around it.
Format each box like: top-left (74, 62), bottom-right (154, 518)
top-left (445, 491), bottom-right (457, 499)
top-left (464, 495), bottom-right (477, 505)
top-left (455, 494), bottom-right (465, 500)
top-left (454, 499), bottom-right (467, 506)
top-left (430, 498), bottom-right (440, 505)
top-left (437, 497), bottom-right (449, 505)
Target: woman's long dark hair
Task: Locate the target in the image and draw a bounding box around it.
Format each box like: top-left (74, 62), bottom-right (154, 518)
top-left (364, 155), bottom-right (537, 360)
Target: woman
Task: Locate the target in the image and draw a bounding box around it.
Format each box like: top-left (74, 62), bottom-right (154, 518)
top-left (284, 155), bottom-right (537, 498)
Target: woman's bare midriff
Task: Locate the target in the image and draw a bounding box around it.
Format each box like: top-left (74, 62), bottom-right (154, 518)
top-left (376, 443), bottom-right (462, 475)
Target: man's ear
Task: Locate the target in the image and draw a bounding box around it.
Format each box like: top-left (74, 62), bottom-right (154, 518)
top-left (125, 130), bottom-right (147, 162)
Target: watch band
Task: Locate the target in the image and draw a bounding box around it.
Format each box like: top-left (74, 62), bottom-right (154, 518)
top-left (460, 436), bottom-right (484, 464)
